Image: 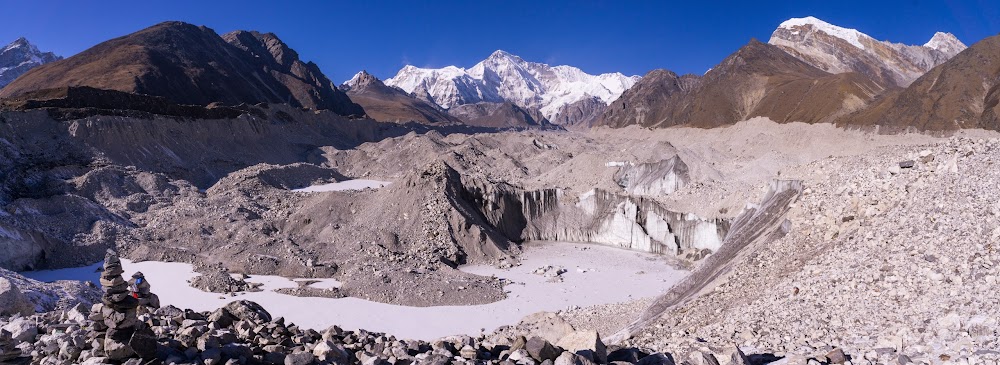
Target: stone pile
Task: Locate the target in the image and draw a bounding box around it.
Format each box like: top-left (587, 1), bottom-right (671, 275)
top-left (0, 329), bottom-right (22, 362)
top-left (89, 251), bottom-right (156, 361)
top-left (127, 271), bottom-right (160, 310)
top-left (0, 297), bottom-right (707, 365)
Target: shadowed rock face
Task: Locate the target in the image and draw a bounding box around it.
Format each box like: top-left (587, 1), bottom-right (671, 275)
top-left (0, 22), bottom-right (364, 117)
top-left (448, 101), bottom-right (551, 128)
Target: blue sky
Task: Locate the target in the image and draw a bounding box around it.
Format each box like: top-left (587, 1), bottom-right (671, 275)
top-left (3, 1), bottom-right (997, 82)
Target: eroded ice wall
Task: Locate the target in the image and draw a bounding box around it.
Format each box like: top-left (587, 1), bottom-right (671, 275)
top-left (460, 174), bottom-right (727, 257)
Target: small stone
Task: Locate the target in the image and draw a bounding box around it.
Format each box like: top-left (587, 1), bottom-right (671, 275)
top-left (826, 348), bottom-right (847, 364)
top-left (460, 345), bottom-right (479, 359)
top-left (284, 351), bottom-right (315, 365)
top-left (899, 160), bottom-right (915, 168)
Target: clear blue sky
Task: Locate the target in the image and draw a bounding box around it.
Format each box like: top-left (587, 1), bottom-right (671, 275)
top-left (3, 1), bottom-right (997, 82)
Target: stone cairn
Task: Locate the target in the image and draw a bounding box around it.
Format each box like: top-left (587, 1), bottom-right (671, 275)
top-left (0, 329), bottom-right (22, 362)
top-left (89, 250), bottom-right (156, 361)
top-left (128, 271), bottom-right (160, 312)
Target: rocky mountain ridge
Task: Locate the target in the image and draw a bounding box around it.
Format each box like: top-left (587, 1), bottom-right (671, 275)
top-left (0, 22), bottom-right (364, 116)
top-left (0, 37), bottom-right (61, 88)
top-left (385, 50), bottom-right (640, 126)
top-left (768, 16), bottom-right (965, 87)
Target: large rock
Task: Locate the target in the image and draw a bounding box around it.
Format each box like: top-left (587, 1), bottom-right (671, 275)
top-left (224, 300), bottom-right (272, 324)
top-left (555, 331), bottom-right (607, 363)
top-left (525, 336), bottom-right (561, 362)
top-left (1, 317), bottom-right (37, 342)
top-left (517, 312), bottom-right (575, 344)
top-left (555, 351), bottom-right (597, 365)
top-left (0, 277), bottom-right (34, 316)
top-left (637, 353), bottom-right (676, 365)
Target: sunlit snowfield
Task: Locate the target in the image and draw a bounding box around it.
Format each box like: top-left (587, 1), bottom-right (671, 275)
top-left (22, 242), bottom-right (687, 340)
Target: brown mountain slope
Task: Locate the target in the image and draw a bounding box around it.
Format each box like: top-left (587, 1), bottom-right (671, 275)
top-left (842, 34), bottom-right (1000, 131)
top-left (599, 39), bottom-right (887, 129)
top-left (0, 22), bottom-right (363, 116)
top-left (340, 71), bottom-right (462, 125)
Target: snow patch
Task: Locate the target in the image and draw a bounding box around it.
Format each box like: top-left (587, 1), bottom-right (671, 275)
top-left (291, 180), bottom-right (391, 192)
top-left (779, 16), bottom-right (869, 50)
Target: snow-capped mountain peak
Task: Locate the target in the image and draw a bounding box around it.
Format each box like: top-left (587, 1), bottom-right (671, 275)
top-left (0, 37), bottom-right (62, 88)
top-left (924, 32), bottom-right (967, 55)
top-left (779, 16), bottom-right (868, 50)
top-left (769, 16), bottom-right (966, 87)
top-left (384, 50), bottom-right (640, 124)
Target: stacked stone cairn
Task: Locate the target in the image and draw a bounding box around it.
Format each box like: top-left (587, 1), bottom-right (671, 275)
top-left (89, 251), bottom-right (157, 362)
top-left (128, 272), bottom-right (160, 312)
top-left (0, 329), bottom-right (22, 362)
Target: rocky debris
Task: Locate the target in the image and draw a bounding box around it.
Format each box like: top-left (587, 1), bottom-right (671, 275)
top-left (1, 317), bottom-right (37, 343)
top-left (611, 136), bottom-right (1000, 364)
top-left (0, 277), bottom-right (34, 316)
top-left (0, 329), bottom-right (23, 362)
top-left (533, 265), bottom-right (567, 281)
top-left (0, 268), bottom-right (102, 314)
top-left (189, 267), bottom-right (263, 294)
top-left (0, 298), bottom-right (752, 365)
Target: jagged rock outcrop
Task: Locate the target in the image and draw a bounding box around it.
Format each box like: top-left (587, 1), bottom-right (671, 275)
top-left (842, 34), bottom-right (1000, 131)
top-left (0, 37), bottom-right (61, 88)
top-left (550, 96), bottom-right (607, 128)
top-left (599, 40), bottom-right (885, 129)
top-left (768, 16), bottom-right (966, 87)
top-left (339, 70), bottom-right (463, 125)
top-left (614, 157), bottom-right (689, 197)
top-left (0, 22), bottom-right (364, 116)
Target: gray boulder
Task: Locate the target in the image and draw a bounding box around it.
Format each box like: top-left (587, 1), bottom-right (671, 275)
top-left (556, 331), bottom-right (607, 363)
top-left (0, 277), bottom-right (34, 316)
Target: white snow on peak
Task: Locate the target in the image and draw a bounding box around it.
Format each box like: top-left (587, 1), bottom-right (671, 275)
top-left (1, 37), bottom-right (62, 87)
top-left (780, 16), bottom-right (870, 50)
top-left (924, 32), bottom-right (967, 54)
top-left (384, 50), bottom-right (640, 120)
top-left (342, 71), bottom-right (369, 88)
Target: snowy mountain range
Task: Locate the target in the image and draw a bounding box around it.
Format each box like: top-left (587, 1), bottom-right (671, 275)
top-left (0, 37), bottom-right (61, 88)
top-left (384, 50), bottom-right (640, 125)
top-left (768, 16), bottom-right (966, 87)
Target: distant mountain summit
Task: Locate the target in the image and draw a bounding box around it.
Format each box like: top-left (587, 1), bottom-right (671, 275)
top-left (0, 22), bottom-right (363, 116)
top-left (0, 38), bottom-right (61, 88)
top-left (385, 50), bottom-right (639, 125)
top-left (339, 70), bottom-right (462, 125)
top-left (768, 16), bottom-right (966, 87)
